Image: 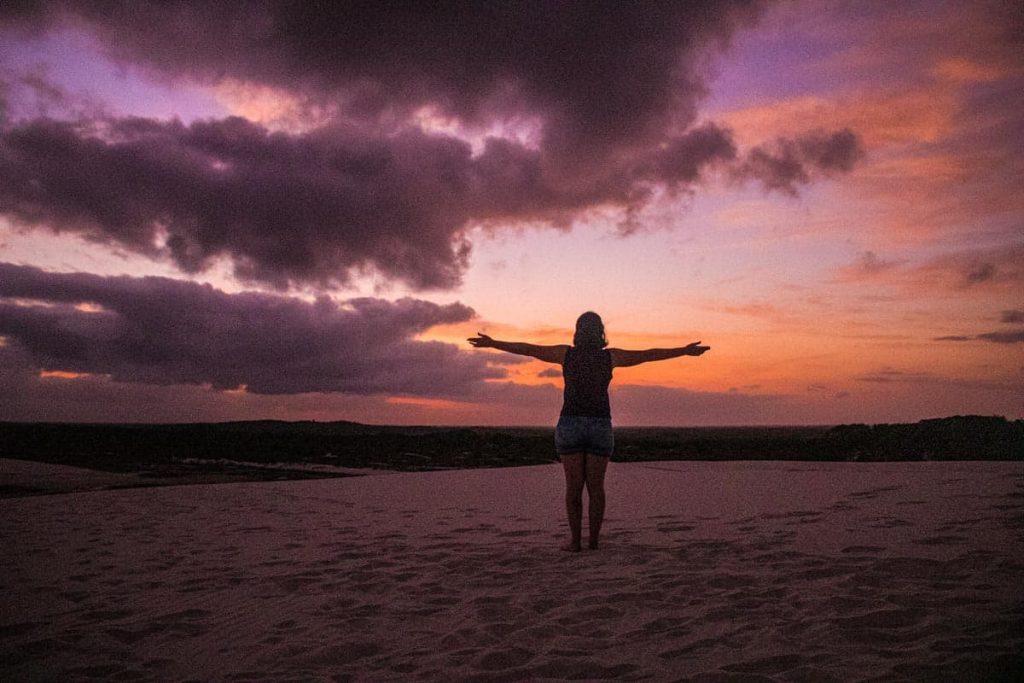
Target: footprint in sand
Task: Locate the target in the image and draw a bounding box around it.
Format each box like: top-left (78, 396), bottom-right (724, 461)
top-left (722, 653), bottom-right (805, 674)
top-left (840, 545), bottom-right (886, 554)
top-left (497, 529), bottom-right (541, 538)
top-left (914, 535), bottom-right (968, 546)
top-left (868, 516), bottom-right (912, 528)
top-left (849, 485), bottom-right (902, 499)
top-left (474, 646), bottom-right (535, 671)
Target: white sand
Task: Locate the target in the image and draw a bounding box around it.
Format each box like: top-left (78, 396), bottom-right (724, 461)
top-left (2, 460), bottom-right (1021, 681)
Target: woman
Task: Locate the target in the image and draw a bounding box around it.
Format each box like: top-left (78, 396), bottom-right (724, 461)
top-left (468, 312), bottom-right (709, 552)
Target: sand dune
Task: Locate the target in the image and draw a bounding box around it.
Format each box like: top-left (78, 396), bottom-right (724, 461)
top-left (0, 458), bottom-right (146, 496)
top-left (2, 460), bottom-right (1022, 681)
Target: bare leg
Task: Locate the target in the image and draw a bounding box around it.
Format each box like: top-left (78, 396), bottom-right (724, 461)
top-left (561, 454), bottom-right (585, 552)
top-left (585, 454), bottom-right (609, 550)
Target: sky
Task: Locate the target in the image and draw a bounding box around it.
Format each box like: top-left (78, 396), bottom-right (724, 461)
top-left (0, 0), bottom-right (1021, 426)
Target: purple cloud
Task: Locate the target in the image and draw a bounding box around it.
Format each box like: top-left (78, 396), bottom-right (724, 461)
top-left (0, 263), bottom-right (501, 395)
top-left (934, 332), bottom-right (1024, 344)
top-left (0, 115), bottom-right (747, 289)
top-left (1001, 310), bottom-right (1024, 324)
top-left (736, 129), bottom-right (865, 195)
top-left (977, 330), bottom-right (1024, 344)
top-left (964, 262), bottom-right (996, 285)
top-left (0, 2), bottom-right (866, 291)
top-left (926, 245), bottom-right (1024, 290)
top-left (845, 250), bottom-right (906, 278)
top-left (0, 117), bottom-right (484, 289)
top-left (933, 308), bottom-right (1024, 344)
top-left (2, 2), bottom-right (767, 158)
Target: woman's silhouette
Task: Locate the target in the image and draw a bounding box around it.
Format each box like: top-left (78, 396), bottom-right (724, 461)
top-left (468, 312), bottom-right (709, 552)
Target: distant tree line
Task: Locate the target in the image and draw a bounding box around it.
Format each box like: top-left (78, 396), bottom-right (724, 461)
top-left (0, 415), bottom-right (1019, 474)
top-left (815, 415), bottom-right (1023, 462)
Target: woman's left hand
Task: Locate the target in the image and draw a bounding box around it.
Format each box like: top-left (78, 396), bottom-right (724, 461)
top-left (685, 341), bottom-right (710, 356)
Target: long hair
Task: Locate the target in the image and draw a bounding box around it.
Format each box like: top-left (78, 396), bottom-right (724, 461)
top-left (573, 311), bottom-right (608, 348)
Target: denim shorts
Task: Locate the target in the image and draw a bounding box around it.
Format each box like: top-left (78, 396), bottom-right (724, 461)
top-left (555, 415), bottom-right (614, 458)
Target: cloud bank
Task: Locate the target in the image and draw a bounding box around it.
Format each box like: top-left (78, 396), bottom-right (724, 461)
top-left (2, 1), bottom-right (764, 156)
top-left (0, 264), bottom-right (803, 424)
top-left (0, 117), bottom-right (744, 290)
top-left (0, 1), bottom-right (863, 290)
top-left (0, 263), bottom-right (500, 395)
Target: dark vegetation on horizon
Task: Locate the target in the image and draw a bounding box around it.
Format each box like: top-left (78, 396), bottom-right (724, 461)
top-left (0, 416), bottom-right (1019, 479)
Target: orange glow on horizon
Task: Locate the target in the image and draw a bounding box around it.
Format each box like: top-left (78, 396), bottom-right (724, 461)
top-left (386, 396), bottom-right (467, 410)
top-left (39, 370), bottom-right (88, 380)
top-left (1, 1), bottom-right (1019, 426)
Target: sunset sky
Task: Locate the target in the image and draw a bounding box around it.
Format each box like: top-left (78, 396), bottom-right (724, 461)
top-left (1, 1), bottom-right (1021, 426)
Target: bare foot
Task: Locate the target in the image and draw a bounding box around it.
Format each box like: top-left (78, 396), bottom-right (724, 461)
top-left (562, 541), bottom-right (582, 552)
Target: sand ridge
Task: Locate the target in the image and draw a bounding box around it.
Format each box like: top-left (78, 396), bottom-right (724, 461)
top-left (1, 461), bottom-right (1022, 681)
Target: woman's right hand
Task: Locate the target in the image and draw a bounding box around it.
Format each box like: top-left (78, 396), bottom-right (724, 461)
top-left (467, 333), bottom-right (495, 348)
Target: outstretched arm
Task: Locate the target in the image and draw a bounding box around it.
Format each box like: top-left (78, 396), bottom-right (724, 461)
top-left (609, 342), bottom-right (709, 368)
top-left (467, 333), bottom-right (569, 364)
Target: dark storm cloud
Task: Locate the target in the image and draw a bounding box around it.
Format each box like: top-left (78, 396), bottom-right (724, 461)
top-left (736, 129), bottom-right (864, 195)
top-left (0, 1), bottom-right (49, 29)
top-left (0, 117), bottom-right (481, 289)
top-left (0, 263), bottom-right (502, 395)
top-left (642, 123), bottom-right (739, 185)
top-left (12, 1), bottom-right (766, 157)
top-left (0, 1), bottom-right (865, 290)
top-left (0, 116), bottom-right (740, 290)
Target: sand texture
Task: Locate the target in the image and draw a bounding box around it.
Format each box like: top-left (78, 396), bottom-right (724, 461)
top-left (2, 460), bottom-right (1022, 681)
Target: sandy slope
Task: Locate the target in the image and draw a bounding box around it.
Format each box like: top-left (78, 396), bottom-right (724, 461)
top-left (2, 461), bottom-right (1022, 681)
top-left (0, 458), bottom-right (146, 496)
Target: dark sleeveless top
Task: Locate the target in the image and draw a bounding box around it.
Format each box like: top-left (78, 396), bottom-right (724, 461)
top-left (560, 346), bottom-right (613, 418)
